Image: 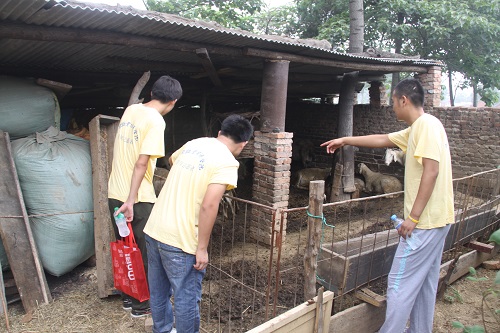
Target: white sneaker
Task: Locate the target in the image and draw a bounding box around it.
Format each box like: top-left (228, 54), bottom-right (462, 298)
top-left (170, 329), bottom-right (177, 333)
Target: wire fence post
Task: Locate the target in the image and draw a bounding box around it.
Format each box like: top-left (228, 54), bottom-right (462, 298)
top-left (304, 180), bottom-right (325, 300)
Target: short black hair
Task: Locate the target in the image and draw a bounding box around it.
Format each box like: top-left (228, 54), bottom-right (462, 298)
top-left (393, 78), bottom-right (425, 107)
top-left (220, 114), bottom-right (254, 143)
top-left (151, 75), bottom-right (183, 103)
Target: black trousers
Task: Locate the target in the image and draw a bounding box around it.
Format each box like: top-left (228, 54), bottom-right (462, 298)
top-left (108, 198), bottom-right (153, 310)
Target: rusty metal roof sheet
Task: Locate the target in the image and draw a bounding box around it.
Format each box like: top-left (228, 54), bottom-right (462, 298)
top-left (0, 0), bottom-right (441, 107)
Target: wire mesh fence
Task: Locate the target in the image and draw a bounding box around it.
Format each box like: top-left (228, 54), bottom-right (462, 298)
top-left (200, 168), bottom-right (499, 332)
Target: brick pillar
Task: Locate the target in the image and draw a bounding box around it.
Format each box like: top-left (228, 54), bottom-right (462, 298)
top-left (250, 131), bottom-right (292, 246)
top-left (369, 81), bottom-right (387, 107)
top-left (416, 66), bottom-right (442, 108)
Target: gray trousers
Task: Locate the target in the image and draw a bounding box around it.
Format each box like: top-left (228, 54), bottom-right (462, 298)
top-left (379, 224), bottom-right (451, 333)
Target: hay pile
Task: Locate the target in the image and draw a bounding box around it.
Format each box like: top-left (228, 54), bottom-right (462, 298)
top-left (0, 265), bottom-right (148, 333)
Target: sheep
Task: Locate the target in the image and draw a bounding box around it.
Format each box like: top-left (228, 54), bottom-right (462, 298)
top-left (358, 163), bottom-right (402, 197)
top-left (352, 177), bottom-right (366, 199)
top-left (294, 167), bottom-right (331, 190)
top-left (384, 148), bottom-right (405, 166)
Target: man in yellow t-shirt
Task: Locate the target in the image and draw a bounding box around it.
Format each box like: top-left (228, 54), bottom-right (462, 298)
top-left (321, 78), bottom-right (454, 333)
top-left (144, 114), bottom-right (253, 333)
top-left (108, 75), bottom-right (182, 318)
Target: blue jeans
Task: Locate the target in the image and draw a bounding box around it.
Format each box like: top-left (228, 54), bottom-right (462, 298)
top-left (146, 235), bottom-right (205, 333)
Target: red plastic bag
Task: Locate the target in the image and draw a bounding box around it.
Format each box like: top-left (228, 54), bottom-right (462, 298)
top-left (110, 224), bottom-right (149, 302)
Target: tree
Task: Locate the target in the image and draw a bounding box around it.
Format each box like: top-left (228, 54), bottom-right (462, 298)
top-left (295, 0), bottom-right (350, 51)
top-left (348, 0), bottom-right (364, 53)
top-left (253, 4), bottom-right (299, 36)
top-left (295, 0), bottom-right (500, 105)
top-left (145, 0), bottom-right (263, 31)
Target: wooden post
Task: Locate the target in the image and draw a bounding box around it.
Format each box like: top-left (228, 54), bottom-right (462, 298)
top-left (0, 261), bottom-right (10, 331)
top-left (314, 286), bottom-right (325, 333)
top-left (260, 59), bottom-right (289, 133)
top-left (128, 71), bottom-right (150, 106)
top-left (336, 72), bottom-right (358, 199)
top-left (88, 115), bottom-right (120, 298)
top-left (304, 180), bottom-right (325, 300)
top-left (0, 131), bottom-right (52, 312)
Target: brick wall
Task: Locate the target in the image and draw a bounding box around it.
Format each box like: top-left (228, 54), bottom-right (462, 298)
top-left (251, 131), bottom-right (293, 245)
top-left (286, 103), bottom-right (500, 177)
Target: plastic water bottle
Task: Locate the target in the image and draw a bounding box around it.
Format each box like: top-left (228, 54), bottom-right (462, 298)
top-left (390, 214), bottom-right (422, 250)
top-left (114, 207), bottom-right (130, 237)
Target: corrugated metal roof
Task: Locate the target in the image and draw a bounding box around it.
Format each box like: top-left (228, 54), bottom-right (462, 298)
top-left (2, 0), bottom-right (439, 66)
top-left (0, 0), bottom-right (442, 107)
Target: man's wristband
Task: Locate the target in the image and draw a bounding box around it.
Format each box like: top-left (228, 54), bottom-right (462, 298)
top-left (408, 214), bottom-right (419, 224)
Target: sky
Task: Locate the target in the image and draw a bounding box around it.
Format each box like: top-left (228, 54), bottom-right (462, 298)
top-left (79, 0), bottom-right (292, 10)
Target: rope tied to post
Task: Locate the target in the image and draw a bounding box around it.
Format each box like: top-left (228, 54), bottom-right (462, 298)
top-left (306, 209), bottom-right (335, 228)
top-left (306, 208), bottom-right (336, 288)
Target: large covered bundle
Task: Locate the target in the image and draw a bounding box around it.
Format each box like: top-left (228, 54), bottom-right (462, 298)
top-left (0, 75), bottom-right (60, 139)
top-left (11, 127), bottom-right (94, 276)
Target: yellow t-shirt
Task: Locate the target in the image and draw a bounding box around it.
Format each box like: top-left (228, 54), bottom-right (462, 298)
top-left (144, 137), bottom-right (239, 254)
top-left (108, 104), bottom-right (165, 203)
top-left (388, 113), bottom-right (454, 229)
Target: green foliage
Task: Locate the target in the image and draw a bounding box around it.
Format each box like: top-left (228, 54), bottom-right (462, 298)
top-left (253, 4), bottom-right (299, 36)
top-left (478, 87), bottom-right (500, 107)
top-left (294, 0), bottom-right (500, 94)
top-left (444, 286), bottom-right (464, 304)
top-left (145, 0), bottom-right (263, 30)
top-left (451, 321), bottom-right (485, 333)
top-left (488, 229), bottom-right (500, 245)
top-left (453, 266), bottom-right (500, 332)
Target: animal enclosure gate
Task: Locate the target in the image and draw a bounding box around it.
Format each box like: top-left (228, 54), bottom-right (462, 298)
top-left (201, 198), bottom-right (290, 332)
top-left (201, 168), bottom-right (500, 332)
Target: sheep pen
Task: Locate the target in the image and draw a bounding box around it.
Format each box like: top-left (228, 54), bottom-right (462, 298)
top-left (1, 168), bottom-right (498, 333)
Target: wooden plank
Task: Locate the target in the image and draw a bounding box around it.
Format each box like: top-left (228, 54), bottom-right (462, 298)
top-left (329, 302), bottom-right (385, 333)
top-left (0, 261), bottom-right (10, 331)
top-left (247, 291), bottom-right (334, 333)
top-left (196, 48), bottom-right (223, 87)
top-left (35, 78), bottom-right (72, 99)
top-left (317, 229), bottom-right (399, 293)
top-left (354, 288), bottom-right (386, 307)
top-left (304, 181), bottom-right (324, 300)
top-left (445, 208), bottom-right (497, 250)
top-left (465, 240), bottom-right (495, 254)
top-left (440, 244), bottom-right (500, 285)
top-left (329, 246), bottom-right (500, 333)
top-left (88, 115), bottom-right (120, 298)
top-left (0, 131), bottom-right (52, 312)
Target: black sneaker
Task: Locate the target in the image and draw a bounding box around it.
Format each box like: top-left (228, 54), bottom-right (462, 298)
top-left (122, 298), bottom-right (132, 311)
top-left (131, 307), bottom-right (151, 318)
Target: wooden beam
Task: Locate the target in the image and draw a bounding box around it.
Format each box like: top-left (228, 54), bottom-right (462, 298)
top-left (0, 261), bottom-right (9, 330)
top-left (0, 131), bottom-right (52, 312)
top-left (106, 56), bottom-right (204, 74)
top-left (0, 22), bottom-right (241, 58)
top-left (329, 246), bottom-right (500, 333)
top-left (440, 244), bottom-right (500, 285)
top-left (465, 240), bottom-right (495, 254)
top-left (304, 181), bottom-right (325, 300)
top-left (247, 291), bottom-right (334, 333)
top-left (196, 48), bottom-right (223, 87)
top-left (354, 288), bottom-right (386, 307)
top-left (0, 22), bottom-right (433, 73)
top-left (35, 78), bottom-right (72, 100)
top-left (88, 115), bottom-right (121, 298)
top-left (243, 48), bottom-right (430, 73)
top-left (329, 302), bottom-right (385, 333)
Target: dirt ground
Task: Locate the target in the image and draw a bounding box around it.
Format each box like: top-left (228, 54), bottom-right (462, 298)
top-left (0, 256), bottom-right (498, 333)
top-left (1, 182), bottom-right (498, 332)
